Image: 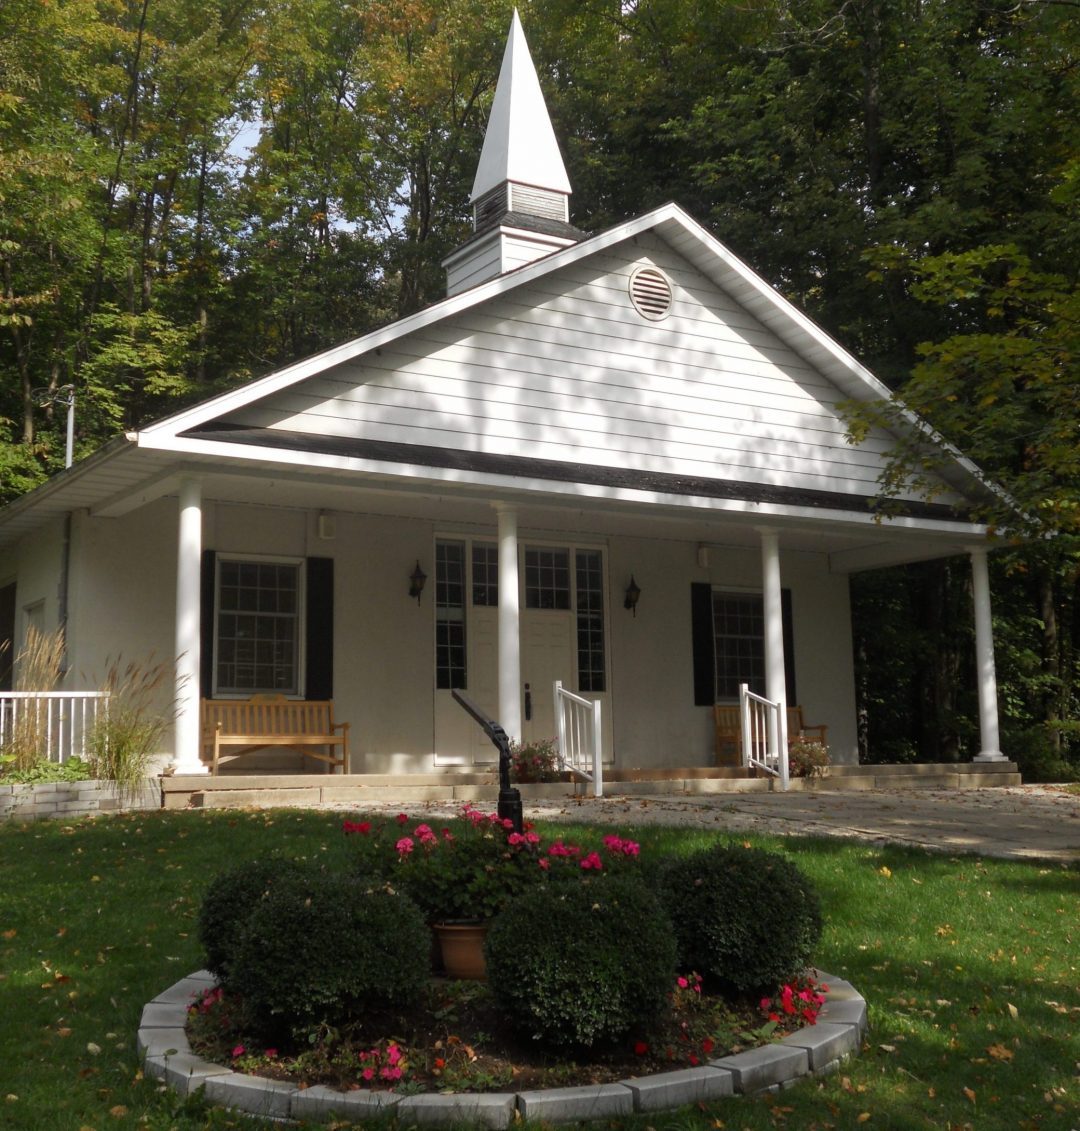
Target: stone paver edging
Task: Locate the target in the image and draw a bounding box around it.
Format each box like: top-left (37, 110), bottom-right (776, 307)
top-left (139, 970), bottom-right (867, 1126)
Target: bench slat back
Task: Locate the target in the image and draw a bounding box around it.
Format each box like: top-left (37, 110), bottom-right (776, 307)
top-left (202, 696), bottom-right (333, 737)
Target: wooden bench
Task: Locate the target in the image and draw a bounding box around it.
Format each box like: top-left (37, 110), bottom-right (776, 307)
top-left (714, 704), bottom-right (827, 766)
top-left (201, 695), bottom-right (349, 775)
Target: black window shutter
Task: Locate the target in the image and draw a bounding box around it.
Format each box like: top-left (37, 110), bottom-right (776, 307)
top-left (305, 557), bottom-right (334, 700)
top-left (782, 588), bottom-right (796, 706)
top-left (690, 582), bottom-right (715, 706)
top-left (199, 550), bottom-right (216, 699)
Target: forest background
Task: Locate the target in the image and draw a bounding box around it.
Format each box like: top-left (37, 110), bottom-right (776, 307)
top-left (1, 0), bottom-right (1078, 779)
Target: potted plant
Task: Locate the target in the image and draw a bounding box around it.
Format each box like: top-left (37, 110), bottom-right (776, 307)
top-left (390, 807), bottom-right (542, 978)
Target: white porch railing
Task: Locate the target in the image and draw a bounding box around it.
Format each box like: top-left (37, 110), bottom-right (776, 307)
top-left (739, 682), bottom-right (789, 790)
top-left (553, 680), bottom-right (603, 798)
top-left (0, 691), bottom-right (109, 764)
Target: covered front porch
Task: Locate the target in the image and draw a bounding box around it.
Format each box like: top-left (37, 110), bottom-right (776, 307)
top-left (140, 449), bottom-right (1007, 779)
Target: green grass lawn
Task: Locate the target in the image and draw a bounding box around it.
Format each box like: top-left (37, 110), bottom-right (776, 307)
top-left (0, 808), bottom-right (1076, 1131)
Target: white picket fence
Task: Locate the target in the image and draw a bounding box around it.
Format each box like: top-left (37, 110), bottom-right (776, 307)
top-left (0, 691), bottom-right (109, 764)
top-left (553, 680), bottom-right (603, 797)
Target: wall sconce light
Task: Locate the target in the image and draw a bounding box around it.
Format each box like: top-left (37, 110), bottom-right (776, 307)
top-left (409, 560), bottom-right (427, 605)
top-left (623, 575), bottom-right (641, 616)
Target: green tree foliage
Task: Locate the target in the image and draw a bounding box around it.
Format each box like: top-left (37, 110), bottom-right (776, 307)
top-left (1, 0), bottom-right (1078, 771)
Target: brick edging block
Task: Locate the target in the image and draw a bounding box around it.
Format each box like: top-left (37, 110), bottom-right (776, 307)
top-left (141, 969), bottom-right (866, 1126)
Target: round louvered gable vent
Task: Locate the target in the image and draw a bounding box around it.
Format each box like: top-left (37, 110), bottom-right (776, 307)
top-left (628, 266), bottom-right (673, 321)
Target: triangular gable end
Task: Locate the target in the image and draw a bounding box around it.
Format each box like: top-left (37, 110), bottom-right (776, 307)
top-left (156, 209), bottom-right (995, 525)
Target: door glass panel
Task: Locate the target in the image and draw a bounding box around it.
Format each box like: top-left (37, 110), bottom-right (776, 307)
top-left (472, 543), bottom-right (499, 607)
top-left (524, 548), bottom-right (570, 610)
top-left (436, 540), bottom-right (466, 689)
top-left (575, 549), bottom-right (605, 692)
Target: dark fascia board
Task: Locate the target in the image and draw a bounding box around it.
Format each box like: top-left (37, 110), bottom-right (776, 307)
top-left (186, 423), bottom-right (969, 524)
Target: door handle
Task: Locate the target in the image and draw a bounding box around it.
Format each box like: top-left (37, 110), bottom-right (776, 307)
top-left (524, 682), bottom-right (532, 722)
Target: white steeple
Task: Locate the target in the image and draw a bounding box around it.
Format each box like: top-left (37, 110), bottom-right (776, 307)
top-left (444, 9), bottom-right (581, 297)
top-left (470, 9), bottom-right (572, 202)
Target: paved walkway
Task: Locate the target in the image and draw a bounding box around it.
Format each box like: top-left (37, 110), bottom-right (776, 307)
top-left (344, 785), bottom-right (1080, 864)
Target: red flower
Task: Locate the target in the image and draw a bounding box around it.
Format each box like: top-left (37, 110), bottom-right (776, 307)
top-left (634, 1041), bottom-right (648, 1056)
top-left (396, 812), bottom-right (409, 824)
top-left (434, 1057), bottom-right (445, 1070)
top-left (701, 1037), bottom-right (715, 1055)
top-left (688, 1053), bottom-right (700, 1066)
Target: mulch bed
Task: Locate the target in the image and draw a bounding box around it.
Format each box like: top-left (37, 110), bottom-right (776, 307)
top-left (186, 975), bottom-right (794, 1094)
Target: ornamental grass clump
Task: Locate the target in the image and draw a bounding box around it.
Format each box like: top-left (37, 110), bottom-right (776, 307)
top-left (485, 874), bottom-right (677, 1049)
top-left (228, 870), bottom-right (430, 1041)
top-left (659, 842), bottom-right (822, 994)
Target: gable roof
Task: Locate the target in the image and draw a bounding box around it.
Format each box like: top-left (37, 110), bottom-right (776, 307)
top-left (0, 202), bottom-right (1005, 559)
top-left (139, 202), bottom-right (994, 502)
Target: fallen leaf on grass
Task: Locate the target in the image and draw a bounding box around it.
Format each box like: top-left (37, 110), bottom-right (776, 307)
top-left (963, 1086), bottom-right (977, 1104)
top-left (1007, 1003), bottom-right (1019, 1019)
top-left (988, 1043), bottom-right (1014, 1061)
top-left (108, 1106), bottom-right (128, 1118)
top-left (879, 1044), bottom-right (897, 1053)
top-left (1, 929), bottom-right (16, 940)
top-left (857, 1114), bottom-right (871, 1124)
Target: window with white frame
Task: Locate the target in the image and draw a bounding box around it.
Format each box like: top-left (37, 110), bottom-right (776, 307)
top-left (215, 558), bottom-right (303, 695)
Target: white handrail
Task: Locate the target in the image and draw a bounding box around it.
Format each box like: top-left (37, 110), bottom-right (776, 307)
top-left (553, 680), bottom-right (603, 798)
top-left (739, 683), bottom-right (789, 790)
top-left (0, 691), bottom-right (109, 764)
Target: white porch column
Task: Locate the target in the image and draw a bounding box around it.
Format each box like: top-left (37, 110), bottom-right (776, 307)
top-left (495, 503), bottom-right (522, 741)
top-left (969, 545), bottom-right (1005, 762)
top-left (173, 477), bottom-right (206, 774)
top-left (759, 528), bottom-right (789, 752)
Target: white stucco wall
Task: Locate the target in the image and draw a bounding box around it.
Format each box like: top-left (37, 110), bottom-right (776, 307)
top-left (36, 496), bottom-right (858, 773)
top-left (607, 535), bottom-right (857, 766)
top-left (0, 517), bottom-right (67, 682)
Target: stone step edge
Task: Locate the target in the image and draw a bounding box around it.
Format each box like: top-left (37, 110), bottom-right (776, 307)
top-left (139, 968), bottom-right (866, 1126)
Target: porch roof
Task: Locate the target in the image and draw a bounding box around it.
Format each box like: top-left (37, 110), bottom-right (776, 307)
top-left (0, 424), bottom-right (991, 573)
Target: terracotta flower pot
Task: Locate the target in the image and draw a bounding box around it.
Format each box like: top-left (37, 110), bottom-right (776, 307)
top-left (433, 921), bottom-right (488, 980)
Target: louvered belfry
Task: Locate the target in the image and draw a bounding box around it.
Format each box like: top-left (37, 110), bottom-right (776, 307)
top-left (443, 10), bottom-right (585, 297)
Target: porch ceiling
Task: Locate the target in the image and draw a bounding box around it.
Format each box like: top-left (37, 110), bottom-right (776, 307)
top-left (0, 437), bottom-right (988, 573)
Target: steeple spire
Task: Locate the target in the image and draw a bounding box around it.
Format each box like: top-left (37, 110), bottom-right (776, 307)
top-left (443, 9), bottom-right (583, 297)
top-left (471, 9), bottom-right (572, 205)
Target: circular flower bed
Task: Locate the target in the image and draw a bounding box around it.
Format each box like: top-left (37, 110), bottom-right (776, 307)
top-left (187, 807), bottom-right (829, 1095)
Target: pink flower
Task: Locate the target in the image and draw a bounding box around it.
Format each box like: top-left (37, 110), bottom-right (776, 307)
top-left (677, 976), bottom-right (689, 989)
top-left (362, 1067), bottom-right (375, 1081)
top-left (265, 1048), bottom-right (278, 1058)
top-left (386, 1043), bottom-right (402, 1067)
top-left (231, 1045), bottom-right (245, 1058)
top-left (580, 851), bottom-right (603, 870)
top-left (396, 837), bottom-right (414, 856)
top-left (547, 841), bottom-right (581, 857)
top-left (508, 833), bottom-right (526, 846)
top-left (538, 858), bottom-right (550, 870)
top-left (396, 812), bottom-right (409, 824)
top-left (760, 997), bottom-right (772, 1010)
top-left (442, 827), bottom-right (454, 840)
top-left (525, 831), bottom-right (540, 844)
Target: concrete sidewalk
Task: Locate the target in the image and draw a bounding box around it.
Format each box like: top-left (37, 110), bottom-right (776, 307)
top-left (349, 785), bottom-right (1080, 864)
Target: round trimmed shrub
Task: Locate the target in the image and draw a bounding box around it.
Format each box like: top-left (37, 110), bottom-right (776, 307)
top-left (485, 875), bottom-right (676, 1049)
top-left (197, 855), bottom-right (310, 986)
top-left (660, 843), bottom-right (822, 993)
top-left (229, 871), bottom-right (430, 1040)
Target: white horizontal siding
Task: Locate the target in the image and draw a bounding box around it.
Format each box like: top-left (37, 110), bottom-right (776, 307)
top-left (226, 236), bottom-right (945, 503)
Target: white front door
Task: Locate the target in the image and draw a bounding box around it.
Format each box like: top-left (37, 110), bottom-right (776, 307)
top-left (432, 538), bottom-right (611, 764)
